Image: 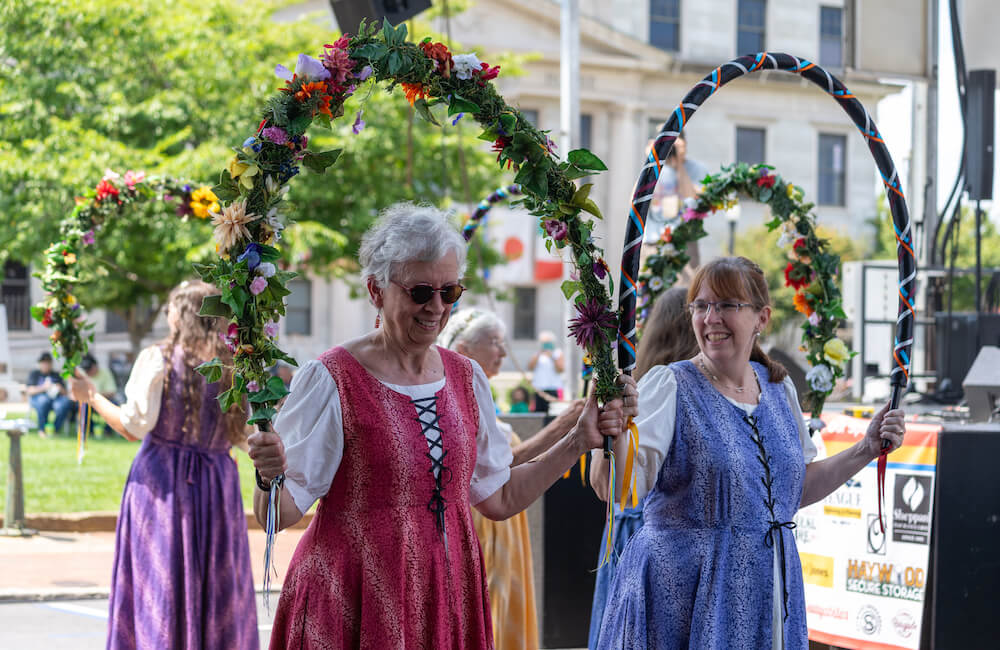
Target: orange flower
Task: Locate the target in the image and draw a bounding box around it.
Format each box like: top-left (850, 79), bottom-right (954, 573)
top-left (793, 291), bottom-right (814, 316)
top-left (295, 81), bottom-right (328, 102)
top-left (316, 94), bottom-right (333, 118)
top-left (402, 82), bottom-right (428, 106)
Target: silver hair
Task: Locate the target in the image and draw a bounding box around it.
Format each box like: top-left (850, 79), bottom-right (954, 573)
top-left (438, 308), bottom-right (506, 351)
top-left (359, 202), bottom-right (468, 288)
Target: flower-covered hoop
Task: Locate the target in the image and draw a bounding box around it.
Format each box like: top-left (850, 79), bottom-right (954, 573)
top-left (33, 171), bottom-right (218, 373)
top-left (638, 162), bottom-right (852, 417)
top-left (32, 170), bottom-right (216, 461)
top-left (618, 52), bottom-right (916, 532)
top-left (195, 20), bottom-right (622, 588)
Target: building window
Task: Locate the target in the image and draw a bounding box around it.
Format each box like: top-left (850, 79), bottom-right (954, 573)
top-left (736, 127), bottom-right (766, 164)
top-left (1, 261), bottom-right (30, 331)
top-left (285, 278), bottom-right (312, 335)
top-left (105, 310), bottom-right (128, 334)
top-left (818, 133), bottom-right (847, 206)
top-left (819, 6), bottom-right (843, 67)
top-left (580, 113), bottom-right (592, 151)
top-left (512, 287), bottom-right (536, 340)
top-left (650, 0), bottom-right (680, 51)
top-left (520, 109), bottom-right (539, 127)
top-left (737, 0), bottom-right (766, 55)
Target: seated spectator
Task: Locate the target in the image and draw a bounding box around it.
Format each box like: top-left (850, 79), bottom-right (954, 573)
top-left (80, 354), bottom-right (119, 436)
top-left (25, 352), bottom-right (73, 434)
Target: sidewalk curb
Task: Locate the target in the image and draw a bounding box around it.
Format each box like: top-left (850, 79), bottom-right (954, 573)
top-left (0, 511), bottom-right (314, 533)
top-left (0, 585), bottom-right (284, 603)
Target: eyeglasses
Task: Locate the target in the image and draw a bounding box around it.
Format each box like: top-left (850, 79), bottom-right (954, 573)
top-left (688, 300), bottom-right (755, 316)
top-left (392, 280), bottom-right (465, 305)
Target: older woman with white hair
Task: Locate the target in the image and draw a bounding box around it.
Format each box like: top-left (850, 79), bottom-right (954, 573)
top-left (441, 308), bottom-right (584, 650)
top-left (248, 203), bottom-right (633, 649)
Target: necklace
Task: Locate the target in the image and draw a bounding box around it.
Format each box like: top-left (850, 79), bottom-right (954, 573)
top-left (698, 356), bottom-right (756, 394)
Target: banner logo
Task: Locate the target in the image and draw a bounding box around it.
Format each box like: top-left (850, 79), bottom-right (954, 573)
top-left (892, 611), bottom-right (917, 639)
top-left (893, 474), bottom-right (932, 544)
top-left (856, 604), bottom-right (881, 636)
top-left (867, 514), bottom-right (887, 555)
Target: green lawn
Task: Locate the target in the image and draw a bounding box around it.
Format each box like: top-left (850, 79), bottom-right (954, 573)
top-left (0, 425), bottom-right (258, 514)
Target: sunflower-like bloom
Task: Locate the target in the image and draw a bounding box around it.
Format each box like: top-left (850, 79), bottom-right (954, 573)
top-left (189, 186), bottom-right (219, 219)
top-left (211, 200), bottom-right (256, 253)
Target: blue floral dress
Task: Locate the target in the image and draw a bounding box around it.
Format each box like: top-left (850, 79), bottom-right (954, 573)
top-left (596, 360), bottom-right (808, 649)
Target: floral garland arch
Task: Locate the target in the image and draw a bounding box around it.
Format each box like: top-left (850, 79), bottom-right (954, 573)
top-left (33, 170), bottom-right (219, 374)
top-left (637, 162), bottom-right (852, 416)
top-left (194, 20), bottom-right (619, 437)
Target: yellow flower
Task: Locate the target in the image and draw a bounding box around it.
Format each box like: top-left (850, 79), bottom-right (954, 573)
top-left (65, 294), bottom-right (77, 305)
top-left (227, 155), bottom-right (249, 180)
top-left (63, 252), bottom-right (77, 265)
top-left (211, 200), bottom-right (256, 253)
top-left (823, 338), bottom-right (850, 365)
top-left (189, 187), bottom-right (219, 219)
top-left (238, 163), bottom-right (259, 190)
top-left (786, 183), bottom-right (796, 198)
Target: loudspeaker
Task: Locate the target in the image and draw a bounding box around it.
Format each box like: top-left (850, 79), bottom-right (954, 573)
top-left (933, 312), bottom-right (1000, 393)
top-left (965, 69), bottom-right (995, 201)
top-left (963, 346), bottom-right (1000, 421)
top-left (926, 423), bottom-right (1000, 648)
top-left (328, 0), bottom-right (432, 36)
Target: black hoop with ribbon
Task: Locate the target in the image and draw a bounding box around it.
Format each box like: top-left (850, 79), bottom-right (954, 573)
top-left (616, 52), bottom-right (916, 533)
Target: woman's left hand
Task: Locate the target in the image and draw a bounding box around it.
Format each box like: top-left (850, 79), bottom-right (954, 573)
top-left (572, 392), bottom-right (626, 450)
top-left (68, 371), bottom-right (95, 403)
top-left (863, 402), bottom-right (906, 458)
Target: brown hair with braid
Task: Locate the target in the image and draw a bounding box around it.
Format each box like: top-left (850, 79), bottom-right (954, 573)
top-left (635, 287), bottom-right (700, 381)
top-left (161, 280), bottom-right (247, 444)
top-left (687, 256), bottom-right (788, 383)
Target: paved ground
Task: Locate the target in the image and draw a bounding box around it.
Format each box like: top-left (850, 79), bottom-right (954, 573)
top-left (0, 527), bottom-right (304, 647)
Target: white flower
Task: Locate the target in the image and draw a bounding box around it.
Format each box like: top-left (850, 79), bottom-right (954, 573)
top-left (806, 364), bottom-right (834, 393)
top-left (275, 54), bottom-right (330, 82)
top-left (265, 175), bottom-right (279, 195)
top-left (452, 53), bottom-right (482, 80)
top-left (649, 277), bottom-right (664, 291)
top-left (660, 243), bottom-right (678, 257)
top-left (102, 169), bottom-right (121, 182)
top-left (776, 229), bottom-right (795, 249)
top-left (256, 262), bottom-right (277, 278)
top-left (682, 197), bottom-right (699, 210)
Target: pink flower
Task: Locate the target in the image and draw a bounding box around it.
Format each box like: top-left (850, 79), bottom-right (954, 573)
top-left (352, 110), bottom-right (365, 134)
top-left (264, 321), bottom-right (279, 337)
top-left (262, 127), bottom-right (288, 145)
top-left (81, 230), bottom-right (95, 246)
top-left (543, 219), bottom-right (568, 241)
top-left (249, 276), bottom-right (268, 296)
top-left (568, 298), bottom-right (618, 349)
top-left (247, 380), bottom-right (260, 393)
top-left (124, 170), bottom-right (145, 187)
top-left (322, 37), bottom-right (355, 85)
top-left (682, 206), bottom-right (707, 222)
top-left (808, 312), bottom-right (821, 326)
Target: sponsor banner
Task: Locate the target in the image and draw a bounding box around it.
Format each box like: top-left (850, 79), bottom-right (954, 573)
top-left (796, 414), bottom-right (940, 650)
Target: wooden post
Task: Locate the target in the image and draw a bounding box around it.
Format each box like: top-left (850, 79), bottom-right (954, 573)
top-left (1, 421), bottom-right (36, 536)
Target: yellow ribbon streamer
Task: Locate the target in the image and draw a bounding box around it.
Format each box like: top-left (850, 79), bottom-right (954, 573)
top-left (579, 453), bottom-right (587, 486)
top-left (618, 418), bottom-right (639, 510)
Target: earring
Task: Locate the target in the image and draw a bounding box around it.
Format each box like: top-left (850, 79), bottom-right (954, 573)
top-left (374, 311), bottom-right (381, 328)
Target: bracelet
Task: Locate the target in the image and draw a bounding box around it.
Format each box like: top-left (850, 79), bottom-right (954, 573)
top-left (255, 469), bottom-right (272, 491)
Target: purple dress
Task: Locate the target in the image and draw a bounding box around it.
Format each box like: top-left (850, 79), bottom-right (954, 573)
top-left (107, 346), bottom-right (257, 649)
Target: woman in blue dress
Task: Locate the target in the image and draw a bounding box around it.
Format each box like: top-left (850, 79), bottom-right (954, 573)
top-left (593, 257), bottom-right (906, 649)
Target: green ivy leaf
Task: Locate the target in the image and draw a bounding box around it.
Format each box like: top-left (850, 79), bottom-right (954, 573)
top-left (413, 98), bottom-right (441, 126)
top-left (247, 407), bottom-right (277, 425)
top-left (448, 94), bottom-right (480, 116)
top-left (191, 262), bottom-right (215, 282)
top-left (212, 170), bottom-right (240, 202)
top-left (302, 149), bottom-right (343, 174)
top-left (561, 280), bottom-right (582, 300)
top-left (567, 149), bottom-right (608, 171)
top-left (198, 294), bottom-right (233, 319)
top-left (195, 358), bottom-right (224, 383)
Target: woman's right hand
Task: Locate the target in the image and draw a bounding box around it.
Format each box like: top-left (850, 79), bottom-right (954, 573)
top-left (247, 428), bottom-right (287, 482)
top-left (67, 372), bottom-right (94, 403)
top-left (550, 399), bottom-right (585, 435)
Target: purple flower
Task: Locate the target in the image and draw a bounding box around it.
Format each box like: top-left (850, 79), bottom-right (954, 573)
top-left (543, 219), bottom-right (568, 241)
top-left (242, 136), bottom-right (262, 152)
top-left (262, 127), bottom-right (289, 145)
top-left (247, 380), bottom-right (260, 393)
top-left (592, 259), bottom-right (608, 280)
top-left (352, 110), bottom-right (365, 134)
top-left (264, 321), bottom-right (279, 337)
top-left (249, 276), bottom-right (268, 296)
top-left (355, 65), bottom-right (373, 81)
top-left (275, 54), bottom-right (330, 82)
top-left (451, 113), bottom-right (464, 126)
top-left (81, 230), bottom-right (95, 246)
top-left (237, 243), bottom-right (261, 271)
top-left (568, 298), bottom-right (618, 349)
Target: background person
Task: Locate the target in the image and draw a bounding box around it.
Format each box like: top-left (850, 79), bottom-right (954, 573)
top-left (587, 286), bottom-right (699, 648)
top-left (527, 330), bottom-right (564, 414)
top-left (441, 307), bottom-right (585, 650)
top-left (69, 281), bottom-right (257, 650)
top-left (25, 351), bottom-right (73, 434)
top-left (247, 203), bottom-right (631, 649)
top-left (593, 257), bottom-right (905, 649)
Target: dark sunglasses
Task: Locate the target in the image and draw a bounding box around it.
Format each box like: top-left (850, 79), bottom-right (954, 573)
top-left (392, 280), bottom-right (465, 305)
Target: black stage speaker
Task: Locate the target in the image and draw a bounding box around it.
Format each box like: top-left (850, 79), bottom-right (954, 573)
top-left (933, 312), bottom-right (1000, 391)
top-left (328, 0), bottom-right (432, 35)
top-left (965, 69), bottom-right (995, 201)
top-left (926, 423), bottom-right (1000, 648)
top-left (542, 443), bottom-right (606, 648)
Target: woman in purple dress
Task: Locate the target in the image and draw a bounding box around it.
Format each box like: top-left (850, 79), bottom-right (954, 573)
top-left (70, 280), bottom-right (257, 649)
